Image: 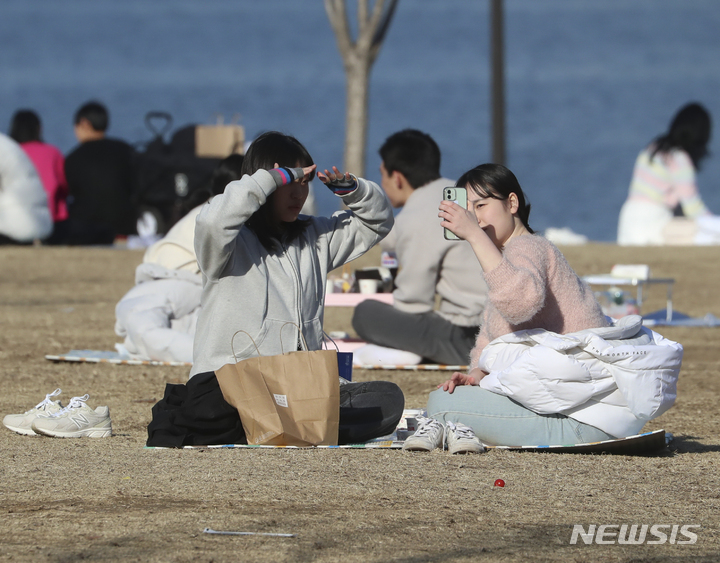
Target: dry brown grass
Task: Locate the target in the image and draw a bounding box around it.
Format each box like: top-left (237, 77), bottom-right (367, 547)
top-left (0, 244), bottom-right (718, 562)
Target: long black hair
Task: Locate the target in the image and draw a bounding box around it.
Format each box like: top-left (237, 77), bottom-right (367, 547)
top-left (9, 110), bottom-right (42, 143)
top-left (242, 131), bottom-right (314, 252)
top-left (456, 163), bottom-right (534, 234)
top-left (650, 102), bottom-right (711, 169)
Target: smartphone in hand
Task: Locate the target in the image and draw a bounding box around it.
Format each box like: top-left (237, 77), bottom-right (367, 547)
top-left (442, 187), bottom-right (467, 240)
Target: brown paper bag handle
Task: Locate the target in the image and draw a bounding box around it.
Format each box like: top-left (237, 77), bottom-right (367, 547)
top-left (280, 322), bottom-right (308, 354)
top-left (230, 330), bottom-right (261, 362)
top-left (230, 323), bottom-right (312, 360)
top-left (322, 331), bottom-right (340, 353)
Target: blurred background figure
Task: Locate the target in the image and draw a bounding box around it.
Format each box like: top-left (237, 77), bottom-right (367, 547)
top-left (617, 102), bottom-right (715, 245)
top-left (115, 154), bottom-right (245, 363)
top-left (0, 132), bottom-right (52, 244)
top-left (9, 109), bottom-right (69, 243)
top-left (142, 153), bottom-right (245, 273)
top-left (64, 100), bottom-right (138, 245)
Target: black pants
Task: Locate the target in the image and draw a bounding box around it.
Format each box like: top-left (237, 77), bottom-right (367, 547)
top-left (0, 234), bottom-right (33, 245)
top-left (352, 300), bottom-right (478, 365)
top-left (147, 371), bottom-right (404, 448)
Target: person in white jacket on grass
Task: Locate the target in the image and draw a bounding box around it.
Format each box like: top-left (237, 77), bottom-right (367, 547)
top-left (0, 132), bottom-right (52, 244)
top-left (147, 132), bottom-right (404, 447)
top-left (114, 155), bottom-right (245, 363)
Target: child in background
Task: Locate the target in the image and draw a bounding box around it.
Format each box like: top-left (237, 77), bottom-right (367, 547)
top-left (147, 131), bottom-right (403, 447)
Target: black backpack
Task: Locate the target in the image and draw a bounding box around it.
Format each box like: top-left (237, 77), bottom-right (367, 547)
top-left (134, 112), bottom-right (220, 234)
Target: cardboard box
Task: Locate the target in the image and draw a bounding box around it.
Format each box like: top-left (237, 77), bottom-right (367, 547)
top-left (195, 121), bottom-right (245, 158)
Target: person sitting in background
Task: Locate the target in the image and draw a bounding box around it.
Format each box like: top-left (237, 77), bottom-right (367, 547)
top-left (617, 102), bottom-right (715, 245)
top-left (64, 100), bottom-right (138, 245)
top-left (114, 154), bottom-right (245, 363)
top-left (0, 132), bottom-right (52, 244)
top-left (9, 109), bottom-right (68, 243)
top-left (352, 129), bottom-right (487, 366)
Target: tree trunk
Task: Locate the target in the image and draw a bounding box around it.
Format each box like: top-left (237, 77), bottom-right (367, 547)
top-left (344, 56), bottom-right (371, 175)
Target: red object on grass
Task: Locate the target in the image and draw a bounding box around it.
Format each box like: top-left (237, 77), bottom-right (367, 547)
top-left (494, 479), bottom-right (505, 487)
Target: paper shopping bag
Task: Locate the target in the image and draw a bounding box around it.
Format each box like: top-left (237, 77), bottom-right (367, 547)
top-left (215, 347), bottom-right (340, 446)
top-left (195, 117), bottom-right (245, 158)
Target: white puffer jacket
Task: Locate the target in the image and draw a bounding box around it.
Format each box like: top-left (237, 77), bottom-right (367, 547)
top-left (0, 133), bottom-right (52, 242)
top-left (478, 315), bottom-right (682, 437)
top-left (114, 263), bottom-right (203, 363)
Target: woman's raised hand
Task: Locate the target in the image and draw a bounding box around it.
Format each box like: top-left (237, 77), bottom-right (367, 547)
top-left (298, 164), bottom-right (317, 183)
top-left (317, 166), bottom-right (350, 184)
top-left (438, 199), bottom-right (480, 241)
top-left (318, 166), bottom-right (357, 195)
top-left (273, 163), bottom-right (317, 184)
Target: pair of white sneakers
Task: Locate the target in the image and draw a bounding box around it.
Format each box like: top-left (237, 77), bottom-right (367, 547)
top-left (402, 416), bottom-right (485, 454)
top-left (3, 389), bottom-right (112, 438)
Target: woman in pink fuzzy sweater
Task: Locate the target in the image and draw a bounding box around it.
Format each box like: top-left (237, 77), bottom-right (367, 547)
top-left (418, 164), bottom-right (613, 448)
top-left (439, 164), bottom-right (608, 389)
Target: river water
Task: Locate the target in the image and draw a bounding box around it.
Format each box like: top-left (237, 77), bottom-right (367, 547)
top-left (2, 0), bottom-right (720, 241)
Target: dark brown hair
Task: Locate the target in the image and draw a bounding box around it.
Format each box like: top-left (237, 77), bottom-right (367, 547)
top-left (242, 131), bottom-right (314, 252)
top-left (456, 163), bottom-right (534, 234)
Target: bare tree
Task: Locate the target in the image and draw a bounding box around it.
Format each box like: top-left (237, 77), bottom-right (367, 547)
top-left (324, 0), bottom-right (399, 177)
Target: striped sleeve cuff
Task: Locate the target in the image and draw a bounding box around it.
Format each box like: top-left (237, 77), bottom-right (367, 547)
top-left (325, 174), bottom-right (358, 196)
top-left (268, 167), bottom-right (303, 187)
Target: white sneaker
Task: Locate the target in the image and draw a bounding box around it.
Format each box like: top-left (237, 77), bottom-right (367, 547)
top-left (3, 389), bottom-right (64, 436)
top-left (402, 416), bottom-right (445, 451)
top-left (446, 421), bottom-right (485, 454)
top-left (31, 394), bottom-right (112, 438)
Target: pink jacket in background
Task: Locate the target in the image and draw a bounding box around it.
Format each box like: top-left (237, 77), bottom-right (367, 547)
top-left (21, 141), bottom-right (68, 222)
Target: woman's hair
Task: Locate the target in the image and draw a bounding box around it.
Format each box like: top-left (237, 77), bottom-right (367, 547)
top-left (9, 110), bottom-right (42, 143)
top-left (182, 153), bottom-right (245, 212)
top-left (242, 131), bottom-right (314, 251)
top-left (456, 163), bottom-right (534, 234)
top-left (651, 102), bottom-right (712, 169)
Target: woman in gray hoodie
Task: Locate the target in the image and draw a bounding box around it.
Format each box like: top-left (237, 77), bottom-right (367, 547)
top-left (147, 132), bottom-right (403, 447)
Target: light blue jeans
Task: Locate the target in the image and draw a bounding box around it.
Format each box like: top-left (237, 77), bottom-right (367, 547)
top-left (427, 387), bottom-right (616, 446)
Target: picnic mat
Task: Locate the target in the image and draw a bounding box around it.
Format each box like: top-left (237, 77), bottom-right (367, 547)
top-left (487, 429), bottom-right (671, 455)
top-left (146, 430), bottom-right (670, 454)
top-left (355, 363), bottom-right (469, 371)
top-left (145, 440), bottom-right (405, 450)
top-left (147, 413), bottom-right (671, 457)
top-left (45, 350), bottom-right (192, 367)
top-left (642, 310), bottom-right (720, 327)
